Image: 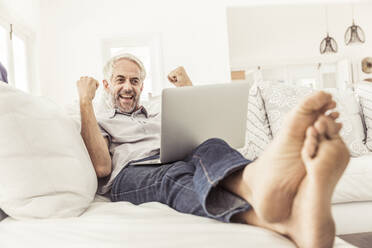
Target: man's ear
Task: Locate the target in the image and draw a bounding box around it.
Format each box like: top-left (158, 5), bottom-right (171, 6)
top-left (103, 80), bottom-right (110, 92)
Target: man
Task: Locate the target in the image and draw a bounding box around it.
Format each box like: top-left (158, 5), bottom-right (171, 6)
top-left (0, 62), bottom-right (8, 83)
top-left (77, 53), bottom-right (350, 248)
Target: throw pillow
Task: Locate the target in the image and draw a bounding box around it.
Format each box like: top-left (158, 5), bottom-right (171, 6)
top-left (356, 83), bottom-right (372, 151)
top-left (259, 81), bottom-right (369, 157)
top-left (0, 84), bottom-right (97, 220)
top-left (238, 83), bottom-right (272, 161)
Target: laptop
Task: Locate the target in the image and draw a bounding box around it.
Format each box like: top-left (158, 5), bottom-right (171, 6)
top-left (131, 82), bottom-right (249, 165)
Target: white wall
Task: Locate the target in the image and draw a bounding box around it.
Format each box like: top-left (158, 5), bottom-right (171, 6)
top-left (12, 0), bottom-right (367, 104)
top-left (0, 0), bottom-right (41, 31)
top-left (38, 0), bottom-right (233, 105)
top-left (227, 2), bottom-right (372, 69)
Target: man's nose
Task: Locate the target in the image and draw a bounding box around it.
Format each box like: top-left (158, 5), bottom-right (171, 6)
top-left (122, 80), bottom-right (132, 91)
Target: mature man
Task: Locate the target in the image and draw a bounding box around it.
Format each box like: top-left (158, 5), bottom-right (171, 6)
top-left (77, 53), bottom-right (350, 248)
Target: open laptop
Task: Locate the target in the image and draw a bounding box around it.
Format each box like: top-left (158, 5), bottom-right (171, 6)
top-left (131, 82), bottom-right (249, 165)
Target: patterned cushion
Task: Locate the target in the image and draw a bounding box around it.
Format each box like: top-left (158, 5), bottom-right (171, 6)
top-left (259, 81), bottom-right (369, 157)
top-left (238, 83), bottom-right (272, 161)
top-left (356, 83), bottom-right (372, 151)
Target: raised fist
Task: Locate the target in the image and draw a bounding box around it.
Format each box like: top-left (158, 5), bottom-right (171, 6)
top-left (167, 66), bottom-right (193, 87)
top-left (76, 76), bottom-right (99, 102)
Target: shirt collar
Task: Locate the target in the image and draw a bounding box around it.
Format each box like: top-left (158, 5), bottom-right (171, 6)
top-left (109, 105), bottom-right (149, 119)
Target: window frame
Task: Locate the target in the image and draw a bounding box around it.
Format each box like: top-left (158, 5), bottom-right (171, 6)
top-left (0, 15), bottom-right (35, 93)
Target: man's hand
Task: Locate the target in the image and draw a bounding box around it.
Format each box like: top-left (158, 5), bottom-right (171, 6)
top-left (76, 76), bottom-right (99, 103)
top-left (167, 66), bottom-right (193, 87)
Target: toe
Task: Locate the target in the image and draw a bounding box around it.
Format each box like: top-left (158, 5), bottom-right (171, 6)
top-left (299, 91), bottom-right (334, 114)
top-left (327, 111), bottom-right (340, 121)
top-left (314, 116), bottom-right (328, 137)
top-left (302, 126), bottom-right (319, 162)
top-left (329, 123), bottom-right (342, 138)
top-left (320, 100), bottom-right (337, 114)
top-left (314, 115), bottom-right (342, 139)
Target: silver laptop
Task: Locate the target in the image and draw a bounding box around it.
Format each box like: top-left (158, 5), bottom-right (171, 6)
top-left (132, 82), bottom-right (249, 165)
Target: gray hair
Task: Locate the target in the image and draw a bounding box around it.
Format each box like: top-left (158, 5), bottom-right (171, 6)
top-left (103, 53), bottom-right (146, 83)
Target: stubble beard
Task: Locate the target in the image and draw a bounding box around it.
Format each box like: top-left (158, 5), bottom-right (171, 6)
top-left (109, 88), bottom-right (140, 114)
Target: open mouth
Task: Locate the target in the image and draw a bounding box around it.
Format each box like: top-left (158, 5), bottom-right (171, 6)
top-left (119, 95), bottom-right (134, 102)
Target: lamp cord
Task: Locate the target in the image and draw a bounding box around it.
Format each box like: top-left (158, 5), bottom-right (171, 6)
top-left (325, 5), bottom-right (329, 34)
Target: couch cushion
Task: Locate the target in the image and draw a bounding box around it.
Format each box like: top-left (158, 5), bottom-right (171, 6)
top-left (333, 154), bottom-right (372, 203)
top-left (238, 83), bottom-right (272, 161)
top-left (356, 82), bottom-right (372, 151)
top-left (0, 84), bottom-right (97, 220)
top-left (259, 81), bottom-right (370, 157)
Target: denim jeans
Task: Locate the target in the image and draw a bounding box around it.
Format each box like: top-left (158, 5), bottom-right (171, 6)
top-left (110, 138), bottom-right (252, 223)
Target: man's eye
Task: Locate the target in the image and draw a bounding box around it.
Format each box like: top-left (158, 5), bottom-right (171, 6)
top-left (131, 79), bottom-right (139, 84)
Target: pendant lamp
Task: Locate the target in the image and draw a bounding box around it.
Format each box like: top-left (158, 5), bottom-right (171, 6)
top-left (320, 6), bottom-right (338, 54)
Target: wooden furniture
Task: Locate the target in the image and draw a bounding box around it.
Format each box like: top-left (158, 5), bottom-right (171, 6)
top-left (338, 232), bottom-right (372, 248)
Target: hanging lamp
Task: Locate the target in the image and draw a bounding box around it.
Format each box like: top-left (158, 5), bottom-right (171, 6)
top-left (345, 4), bottom-right (365, 45)
top-left (320, 6), bottom-right (338, 54)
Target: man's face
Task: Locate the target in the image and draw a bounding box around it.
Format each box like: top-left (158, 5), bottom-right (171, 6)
top-left (106, 59), bottom-right (143, 113)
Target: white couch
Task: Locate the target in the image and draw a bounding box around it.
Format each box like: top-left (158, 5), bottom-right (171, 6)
top-left (1, 81), bottom-right (370, 248)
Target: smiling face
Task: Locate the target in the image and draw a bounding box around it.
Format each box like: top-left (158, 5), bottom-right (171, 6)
top-left (103, 58), bottom-right (144, 113)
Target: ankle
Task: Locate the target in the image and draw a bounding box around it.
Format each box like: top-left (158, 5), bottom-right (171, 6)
top-left (220, 165), bottom-right (252, 203)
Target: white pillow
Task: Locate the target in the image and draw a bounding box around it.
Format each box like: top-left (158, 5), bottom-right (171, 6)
top-left (0, 84), bottom-right (97, 220)
top-left (238, 83), bottom-right (272, 161)
top-left (259, 81), bottom-right (370, 157)
top-left (324, 88), bottom-right (369, 155)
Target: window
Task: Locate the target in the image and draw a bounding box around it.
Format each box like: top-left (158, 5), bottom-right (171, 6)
top-left (0, 25), bottom-right (8, 70)
top-left (102, 34), bottom-right (164, 101)
top-left (0, 22), bottom-right (31, 92)
top-left (12, 33), bottom-right (29, 92)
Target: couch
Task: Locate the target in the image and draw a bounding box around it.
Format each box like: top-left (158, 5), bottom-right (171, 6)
top-left (1, 81), bottom-right (370, 247)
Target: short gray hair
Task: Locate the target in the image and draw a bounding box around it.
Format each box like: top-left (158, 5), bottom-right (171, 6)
top-left (103, 53), bottom-right (146, 82)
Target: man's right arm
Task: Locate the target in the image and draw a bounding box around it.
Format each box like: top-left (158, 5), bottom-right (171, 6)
top-left (77, 76), bottom-right (112, 178)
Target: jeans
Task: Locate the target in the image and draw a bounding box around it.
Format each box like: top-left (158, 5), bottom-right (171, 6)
top-left (110, 138), bottom-right (252, 223)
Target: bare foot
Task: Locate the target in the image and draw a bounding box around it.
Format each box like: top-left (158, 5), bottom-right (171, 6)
top-left (238, 115), bottom-right (350, 248)
top-left (242, 91), bottom-right (337, 223)
top-left (285, 115), bottom-right (350, 248)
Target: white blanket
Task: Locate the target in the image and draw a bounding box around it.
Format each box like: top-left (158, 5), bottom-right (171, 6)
top-left (0, 196), bottom-right (354, 248)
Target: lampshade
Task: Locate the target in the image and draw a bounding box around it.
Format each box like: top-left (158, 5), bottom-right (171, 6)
top-left (320, 33), bottom-right (338, 54)
top-left (345, 20), bottom-right (365, 45)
